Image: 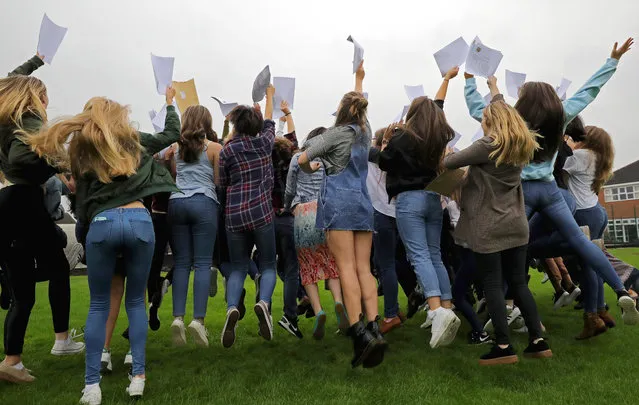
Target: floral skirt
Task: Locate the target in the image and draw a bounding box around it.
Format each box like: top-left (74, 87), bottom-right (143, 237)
top-left (293, 201), bottom-right (339, 286)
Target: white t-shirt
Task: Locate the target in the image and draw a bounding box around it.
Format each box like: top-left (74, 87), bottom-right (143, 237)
top-left (366, 162), bottom-right (395, 218)
top-left (564, 148), bottom-right (599, 210)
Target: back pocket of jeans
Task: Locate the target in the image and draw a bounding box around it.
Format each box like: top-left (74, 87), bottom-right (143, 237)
top-left (129, 219), bottom-right (155, 244)
top-left (87, 219), bottom-right (113, 245)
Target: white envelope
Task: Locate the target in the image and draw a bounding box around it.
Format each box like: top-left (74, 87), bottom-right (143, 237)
top-left (433, 37), bottom-right (469, 77)
top-left (37, 14), bottom-right (68, 65)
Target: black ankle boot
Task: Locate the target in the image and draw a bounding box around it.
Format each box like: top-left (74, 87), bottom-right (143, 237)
top-left (349, 320), bottom-right (378, 368)
top-left (363, 317), bottom-right (388, 368)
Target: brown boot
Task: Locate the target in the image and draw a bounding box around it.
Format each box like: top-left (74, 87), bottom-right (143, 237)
top-left (576, 312), bottom-right (608, 340)
top-left (598, 309), bottom-right (616, 328)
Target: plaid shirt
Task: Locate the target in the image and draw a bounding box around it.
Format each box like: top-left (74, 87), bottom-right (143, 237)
top-left (219, 120), bottom-right (276, 232)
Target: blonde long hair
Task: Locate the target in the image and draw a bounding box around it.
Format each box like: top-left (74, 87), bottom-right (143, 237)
top-left (0, 75), bottom-right (48, 134)
top-left (582, 126), bottom-right (614, 194)
top-left (483, 101), bottom-right (539, 167)
top-left (27, 97), bottom-right (143, 184)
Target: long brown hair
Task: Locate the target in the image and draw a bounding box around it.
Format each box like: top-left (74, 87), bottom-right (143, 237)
top-left (335, 91), bottom-right (368, 131)
top-left (581, 126), bottom-right (614, 194)
top-left (514, 82), bottom-right (565, 162)
top-left (27, 97), bottom-right (143, 184)
top-left (483, 101), bottom-right (539, 167)
top-left (179, 105), bottom-right (214, 163)
top-left (405, 96), bottom-right (454, 170)
top-left (0, 75), bottom-right (48, 134)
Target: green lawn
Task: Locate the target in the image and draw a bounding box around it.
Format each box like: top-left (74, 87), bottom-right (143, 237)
top-left (2, 249), bottom-right (638, 405)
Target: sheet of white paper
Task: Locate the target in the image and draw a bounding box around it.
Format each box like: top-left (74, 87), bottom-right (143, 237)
top-left (347, 35), bottom-right (364, 74)
top-left (37, 14), bottom-right (68, 65)
top-left (505, 70), bottom-right (526, 99)
top-left (331, 92), bottom-right (368, 116)
top-left (151, 102), bottom-right (179, 132)
top-left (555, 78), bottom-right (572, 101)
top-left (148, 110), bottom-right (161, 132)
top-left (404, 85), bottom-right (425, 102)
top-left (484, 93), bottom-right (492, 105)
top-left (433, 37), bottom-right (469, 77)
top-left (211, 97), bottom-right (238, 118)
top-left (392, 105), bottom-right (410, 123)
top-left (472, 127), bottom-right (484, 142)
top-left (151, 54), bottom-right (174, 95)
top-left (273, 77), bottom-right (296, 120)
top-left (465, 36), bottom-right (503, 78)
top-left (448, 132), bottom-right (462, 148)
top-left (252, 65), bottom-right (271, 103)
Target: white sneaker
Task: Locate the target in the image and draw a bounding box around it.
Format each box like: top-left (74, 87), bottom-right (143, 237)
top-left (619, 295), bottom-right (639, 325)
top-left (161, 278), bottom-right (170, 297)
top-left (100, 349), bottom-right (112, 374)
top-left (51, 336), bottom-right (85, 355)
top-left (541, 273), bottom-right (549, 284)
top-left (507, 306), bottom-right (521, 326)
top-left (420, 316), bottom-right (433, 329)
top-left (188, 320), bottom-right (209, 347)
top-left (254, 301), bottom-right (273, 341)
top-left (126, 376), bottom-right (145, 399)
top-left (565, 287), bottom-right (581, 306)
top-left (553, 291), bottom-right (570, 310)
top-left (429, 309), bottom-right (459, 348)
top-left (440, 309), bottom-right (461, 346)
top-left (171, 318), bottom-right (187, 346)
top-left (124, 350), bottom-right (132, 366)
top-left (79, 384), bottom-right (102, 405)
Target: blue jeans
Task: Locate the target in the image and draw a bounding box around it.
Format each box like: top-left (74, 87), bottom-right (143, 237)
top-left (395, 190), bottom-right (452, 300)
top-left (575, 205), bottom-right (609, 312)
top-left (84, 208), bottom-right (155, 384)
top-left (373, 211), bottom-right (400, 318)
top-left (226, 222), bottom-right (276, 309)
top-left (274, 215), bottom-right (300, 320)
top-left (168, 194), bottom-right (219, 319)
top-left (523, 180), bottom-right (624, 292)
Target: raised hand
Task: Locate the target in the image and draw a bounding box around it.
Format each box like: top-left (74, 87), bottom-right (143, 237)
top-left (266, 84), bottom-right (276, 98)
top-left (487, 76), bottom-right (497, 88)
top-left (280, 100), bottom-right (290, 115)
top-left (253, 103), bottom-right (262, 113)
top-left (356, 61), bottom-right (366, 81)
top-left (611, 37), bottom-right (634, 60)
top-left (37, 52), bottom-right (45, 61)
top-left (445, 66), bottom-right (460, 80)
top-left (464, 72), bottom-right (474, 80)
top-left (165, 86), bottom-right (176, 105)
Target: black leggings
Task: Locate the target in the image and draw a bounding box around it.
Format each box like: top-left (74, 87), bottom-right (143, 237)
top-left (474, 245), bottom-right (542, 346)
top-left (0, 185), bottom-right (70, 356)
top-left (147, 211), bottom-right (170, 301)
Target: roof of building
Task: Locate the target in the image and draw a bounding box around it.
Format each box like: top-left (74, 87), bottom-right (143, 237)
top-left (606, 160), bottom-right (639, 187)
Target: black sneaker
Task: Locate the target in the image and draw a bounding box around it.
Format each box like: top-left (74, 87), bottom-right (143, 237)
top-left (305, 306), bottom-right (316, 318)
top-left (478, 345), bottom-right (518, 365)
top-left (363, 318), bottom-right (388, 369)
top-left (238, 288), bottom-right (247, 321)
top-left (221, 307), bottom-right (240, 348)
top-left (406, 291), bottom-right (425, 319)
top-left (278, 314), bottom-right (303, 339)
top-left (468, 331), bottom-right (492, 345)
top-left (297, 298), bottom-right (311, 316)
top-left (523, 339), bottom-right (552, 359)
top-left (122, 327), bottom-right (130, 341)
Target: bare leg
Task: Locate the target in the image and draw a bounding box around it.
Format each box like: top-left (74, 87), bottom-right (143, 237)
top-left (304, 283), bottom-right (323, 315)
top-left (327, 278), bottom-right (343, 304)
top-left (104, 275), bottom-right (125, 350)
top-left (354, 231), bottom-right (378, 322)
top-left (327, 231), bottom-right (361, 326)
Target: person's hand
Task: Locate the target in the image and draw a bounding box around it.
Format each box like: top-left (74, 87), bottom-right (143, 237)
top-left (611, 37), bottom-right (634, 60)
top-left (356, 61), bottom-right (365, 81)
top-left (444, 66), bottom-right (460, 80)
top-left (266, 84), bottom-right (275, 98)
top-left (445, 146), bottom-right (454, 156)
top-left (224, 114), bottom-right (230, 122)
top-left (279, 116), bottom-right (287, 122)
top-left (165, 86), bottom-right (176, 105)
top-left (464, 72), bottom-right (474, 80)
top-left (253, 103), bottom-right (262, 113)
top-left (309, 161), bottom-right (321, 172)
top-left (383, 122), bottom-right (402, 142)
top-left (280, 100), bottom-right (290, 115)
top-left (487, 76), bottom-right (497, 88)
top-left (37, 52), bottom-right (44, 61)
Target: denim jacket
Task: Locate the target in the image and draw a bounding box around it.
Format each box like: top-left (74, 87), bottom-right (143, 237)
top-left (284, 152), bottom-right (324, 210)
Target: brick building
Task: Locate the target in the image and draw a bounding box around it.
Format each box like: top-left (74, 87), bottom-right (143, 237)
top-left (598, 160), bottom-right (639, 244)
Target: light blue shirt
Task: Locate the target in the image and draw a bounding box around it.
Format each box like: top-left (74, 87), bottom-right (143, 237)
top-left (170, 143), bottom-right (218, 203)
top-left (463, 58), bottom-right (619, 181)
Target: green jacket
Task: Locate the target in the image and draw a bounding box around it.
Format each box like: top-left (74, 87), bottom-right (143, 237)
top-left (0, 56), bottom-right (55, 186)
top-left (75, 105), bottom-right (181, 225)
top-left (8, 55), bottom-right (44, 77)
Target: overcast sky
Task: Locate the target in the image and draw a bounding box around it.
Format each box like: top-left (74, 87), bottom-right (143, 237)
top-left (3, 0), bottom-right (638, 168)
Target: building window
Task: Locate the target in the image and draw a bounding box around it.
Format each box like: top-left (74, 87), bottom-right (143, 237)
top-left (604, 184), bottom-right (639, 202)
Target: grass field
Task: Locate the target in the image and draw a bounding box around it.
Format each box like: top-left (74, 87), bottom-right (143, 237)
top-left (1, 248), bottom-right (638, 405)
